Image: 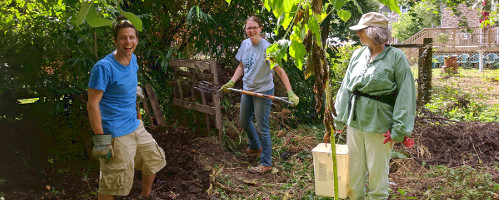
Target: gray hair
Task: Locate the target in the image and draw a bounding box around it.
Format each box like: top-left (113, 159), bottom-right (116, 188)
top-left (364, 26), bottom-right (391, 45)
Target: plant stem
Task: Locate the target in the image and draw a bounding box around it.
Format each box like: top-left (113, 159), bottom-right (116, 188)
top-left (330, 130), bottom-right (339, 200)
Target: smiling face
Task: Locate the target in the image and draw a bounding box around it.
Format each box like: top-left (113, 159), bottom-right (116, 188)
top-left (114, 27), bottom-right (138, 58)
top-left (245, 20), bottom-right (262, 42)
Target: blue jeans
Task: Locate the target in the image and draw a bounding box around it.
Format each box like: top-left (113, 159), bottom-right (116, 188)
top-left (239, 88), bottom-right (274, 166)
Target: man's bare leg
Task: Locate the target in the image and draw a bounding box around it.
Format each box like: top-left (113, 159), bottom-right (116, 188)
top-left (141, 173), bottom-right (156, 197)
top-left (98, 193), bottom-right (114, 200)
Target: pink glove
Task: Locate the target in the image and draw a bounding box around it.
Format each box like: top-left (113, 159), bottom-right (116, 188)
top-left (403, 136), bottom-right (414, 149)
top-left (383, 131), bottom-right (392, 144)
top-left (384, 130), bottom-right (414, 149)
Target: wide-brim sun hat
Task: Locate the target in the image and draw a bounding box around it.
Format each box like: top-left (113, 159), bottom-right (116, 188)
top-left (349, 12), bottom-right (389, 31)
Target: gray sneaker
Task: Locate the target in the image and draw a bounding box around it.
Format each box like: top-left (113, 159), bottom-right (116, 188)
top-left (138, 190), bottom-right (162, 200)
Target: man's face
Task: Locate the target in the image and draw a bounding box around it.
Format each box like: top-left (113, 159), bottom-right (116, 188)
top-left (114, 27), bottom-right (138, 57)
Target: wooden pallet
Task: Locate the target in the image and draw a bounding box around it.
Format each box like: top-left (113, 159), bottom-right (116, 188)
top-left (168, 59), bottom-right (222, 139)
top-left (138, 84), bottom-right (167, 128)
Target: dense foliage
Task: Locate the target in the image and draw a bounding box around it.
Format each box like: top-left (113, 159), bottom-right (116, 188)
top-left (392, 0), bottom-right (441, 42)
top-left (0, 0), bottom-right (371, 164)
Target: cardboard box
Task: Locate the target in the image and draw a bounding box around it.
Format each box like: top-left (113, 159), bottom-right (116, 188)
top-left (312, 143), bottom-right (349, 198)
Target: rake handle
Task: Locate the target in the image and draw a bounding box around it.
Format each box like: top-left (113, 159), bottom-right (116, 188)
top-left (227, 88), bottom-right (294, 106)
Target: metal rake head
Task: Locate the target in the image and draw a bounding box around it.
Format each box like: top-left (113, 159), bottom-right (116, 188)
top-left (194, 80), bottom-right (220, 93)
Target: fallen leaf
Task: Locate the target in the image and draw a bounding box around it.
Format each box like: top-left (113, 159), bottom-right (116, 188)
top-left (277, 130), bottom-right (286, 137)
top-left (243, 179), bottom-right (257, 186)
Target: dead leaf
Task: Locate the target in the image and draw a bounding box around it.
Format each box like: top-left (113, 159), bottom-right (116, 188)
top-left (243, 179), bottom-right (257, 186)
top-left (277, 130), bottom-right (286, 137)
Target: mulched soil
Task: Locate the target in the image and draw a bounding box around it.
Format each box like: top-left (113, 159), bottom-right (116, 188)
top-left (0, 120), bottom-right (215, 200)
top-left (128, 126), bottom-right (212, 200)
top-left (0, 109), bottom-right (498, 199)
top-left (410, 111), bottom-right (499, 167)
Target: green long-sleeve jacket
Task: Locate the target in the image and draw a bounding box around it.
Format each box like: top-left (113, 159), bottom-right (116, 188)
top-left (334, 46), bottom-right (416, 142)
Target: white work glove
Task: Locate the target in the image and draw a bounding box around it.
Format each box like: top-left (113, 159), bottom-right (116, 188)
top-left (137, 86), bottom-right (145, 100)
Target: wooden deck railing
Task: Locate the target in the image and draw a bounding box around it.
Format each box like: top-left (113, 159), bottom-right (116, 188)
top-left (400, 26), bottom-right (499, 48)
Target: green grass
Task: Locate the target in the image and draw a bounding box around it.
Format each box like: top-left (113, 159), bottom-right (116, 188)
top-left (411, 67), bottom-right (499, 122)
top-left (422, 165), bottom-right (499, 199)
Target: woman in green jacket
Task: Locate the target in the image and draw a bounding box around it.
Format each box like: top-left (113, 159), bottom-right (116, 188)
top-left (333, 12), bottom-right (416, 200)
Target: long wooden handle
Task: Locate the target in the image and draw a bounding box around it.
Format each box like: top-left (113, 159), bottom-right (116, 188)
top-left (227, 88), bottom-right (293, 105)
top-left (237, 89), bottom-right (276, 100)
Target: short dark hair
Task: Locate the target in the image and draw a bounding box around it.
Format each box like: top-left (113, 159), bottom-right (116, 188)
top-left (112, 15), bottom-right (138, 39)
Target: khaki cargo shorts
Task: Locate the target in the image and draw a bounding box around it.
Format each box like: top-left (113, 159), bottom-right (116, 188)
top-left (98, 121), bottom-right (166, 196)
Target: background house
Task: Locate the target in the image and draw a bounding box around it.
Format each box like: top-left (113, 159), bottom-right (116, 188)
top-left (440, 4), bottom-right (482, 27)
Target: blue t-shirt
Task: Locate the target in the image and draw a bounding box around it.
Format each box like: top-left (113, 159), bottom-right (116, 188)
top-left (88, 52), bottom-right (140, 137)
top-left (235, 38), bottom-right (274, 92)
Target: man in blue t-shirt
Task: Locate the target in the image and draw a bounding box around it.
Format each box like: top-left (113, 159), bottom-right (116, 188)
top-left (87, 15), bottom-right (165, 200)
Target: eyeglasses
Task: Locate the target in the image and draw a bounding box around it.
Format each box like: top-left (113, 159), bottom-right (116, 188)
top-left (115, 20), bottom-right (132, 26)
top-left (245, 26), bottom-right (260, 31)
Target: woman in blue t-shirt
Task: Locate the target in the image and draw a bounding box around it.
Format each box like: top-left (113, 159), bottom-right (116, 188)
top-left (220, 16), bottom-right (299, 174)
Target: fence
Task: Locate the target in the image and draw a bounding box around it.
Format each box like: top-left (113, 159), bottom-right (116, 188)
top-left (402, 26), bottom-right (499, 51)
top-left (398, 37), bottom-right (499, 116)
top-left (392, 38), bottom-right (433, 107)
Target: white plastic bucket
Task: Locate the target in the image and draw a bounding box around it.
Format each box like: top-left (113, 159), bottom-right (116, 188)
top-left (312, 143), bottom-right (349, 198)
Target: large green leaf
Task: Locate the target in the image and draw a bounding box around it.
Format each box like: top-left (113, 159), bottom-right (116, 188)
top-left (351, 0), bottom-right (363, 14)
top-left (263, 0), bottom-right (272, 11)
top-left (225, 0), bottom-right (231, 4)
top-left (307, 17), bottom-right (322, 46)
top-left (270, 0), bottom-right (285, 18)
top-left (266, 39), bottom-right (290, 68)
top-left (85, 4), bottom-right (114, 28)
top-left (289, 40), bottom-right (306, 70)
top-left (329, 0), bottom-right (348, 10)
top-left (72, 1), bottom-right (92, 26)
top-left (277, 39), bottom-right (289, 63)
top-left (266, 43), bottom-right (279, 67)
top-left (119, 10), bottom-right (143, 32)
top-left (292, 25), bottom-right (307, 42)
top-left (281, 1), bottom-right (296, 30)
top-left (337, 9), bottom-right (351, 23)
top-left (186, 5), bottom-right (215, 26)
top-left (378, 0), bottom-right (401, 15)
top-left (72, 0), bottom-right (142, 31)
top-left (114, 0), bottom-right (143, 31)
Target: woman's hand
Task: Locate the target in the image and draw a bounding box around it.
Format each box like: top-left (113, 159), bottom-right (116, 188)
top-left (383, 130), bottom-right (394, 146)
top-left (220, 81), bottom-right (235, 93)
top-left (287, 91), bottom-right (299, 107)
top-left (384, 131), bottom-right (414, 148)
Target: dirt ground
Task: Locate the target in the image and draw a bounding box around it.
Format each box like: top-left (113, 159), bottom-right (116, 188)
top-left (1, 111), bottom-right (498, 199)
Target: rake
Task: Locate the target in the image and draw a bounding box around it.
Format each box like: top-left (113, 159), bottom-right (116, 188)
top-left (194, 80), bottom-right (294, 106)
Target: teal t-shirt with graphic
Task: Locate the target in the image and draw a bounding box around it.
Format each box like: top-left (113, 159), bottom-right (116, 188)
top-left (235, 38), bottom-right (274, 92)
